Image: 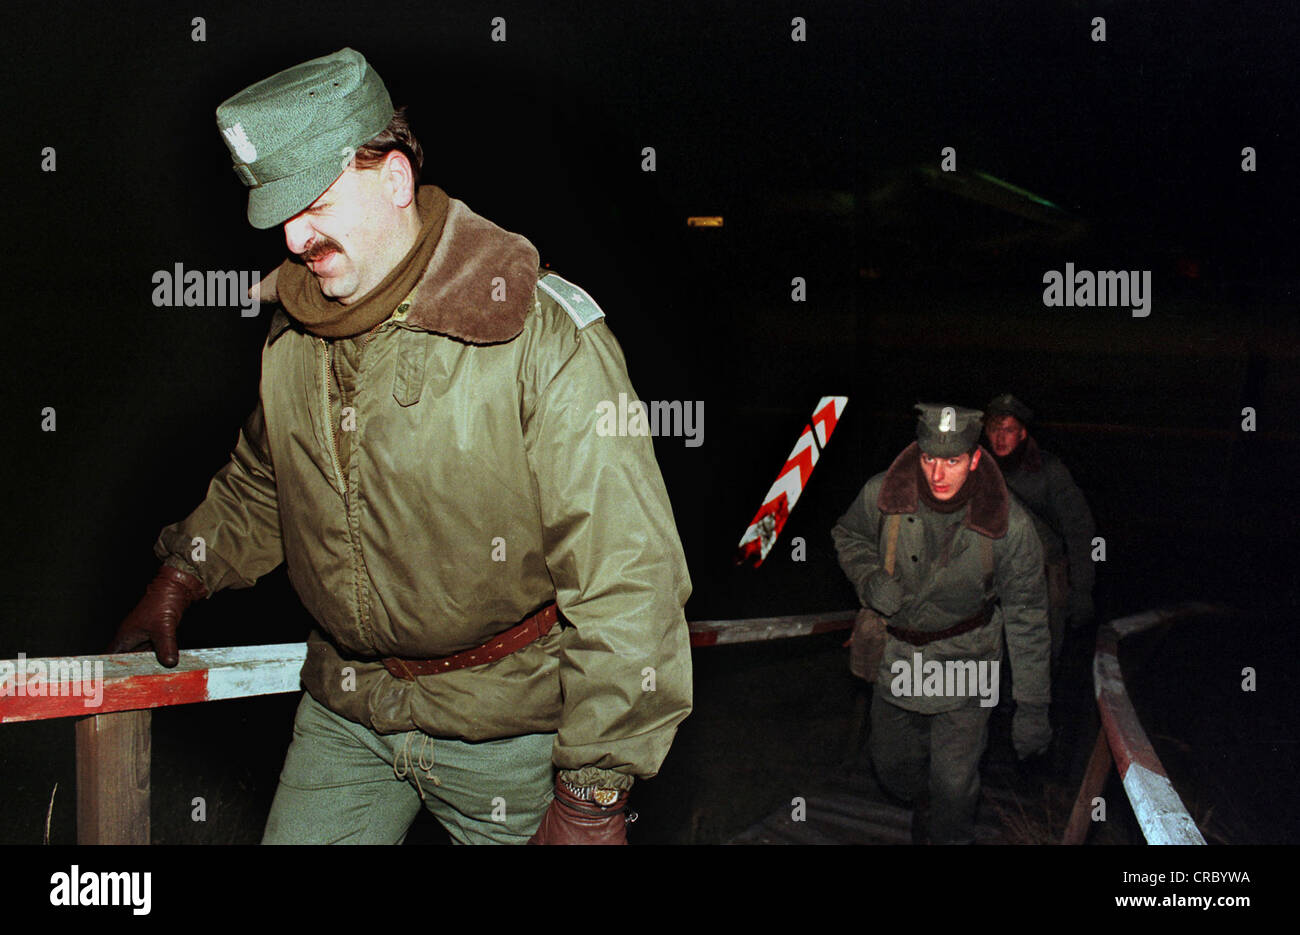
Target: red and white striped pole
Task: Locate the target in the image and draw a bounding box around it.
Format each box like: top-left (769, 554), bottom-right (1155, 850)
top-left (0, 644), bottom-right (307, 723)
top-left (735, 396), bottom-right (848, 567)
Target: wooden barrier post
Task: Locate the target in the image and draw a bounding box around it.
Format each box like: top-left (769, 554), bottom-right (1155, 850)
top-left (76, 710), bottom-right (150, 845)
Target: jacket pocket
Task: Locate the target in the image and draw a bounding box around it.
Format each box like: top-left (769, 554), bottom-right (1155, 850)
top-left (392, 331), bottom-right (428, 407)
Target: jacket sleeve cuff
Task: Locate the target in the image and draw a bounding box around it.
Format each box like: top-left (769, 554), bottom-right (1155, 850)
top-left (557, 767), bottom-right (635, 792)
top-left (160, 554), bottom-right (208, 595)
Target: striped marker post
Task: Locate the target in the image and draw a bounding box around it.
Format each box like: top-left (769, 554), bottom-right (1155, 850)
top-left (735, 396), bottom-right (848, 567)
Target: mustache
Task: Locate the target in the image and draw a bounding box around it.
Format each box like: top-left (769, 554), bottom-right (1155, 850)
top-left (300, 237), bottom-right (343, 263)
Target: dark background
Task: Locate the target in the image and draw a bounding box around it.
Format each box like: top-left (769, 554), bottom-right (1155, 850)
top-left (1, 0), bottom-right (1297, 850)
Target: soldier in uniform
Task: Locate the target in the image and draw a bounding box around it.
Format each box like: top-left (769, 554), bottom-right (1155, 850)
top-left (983, 393), bottom-right (1097, 667)
top-left (832, 404), bottom-right (1051, 843)
top-left (107, 49), bottom-right (693, 845)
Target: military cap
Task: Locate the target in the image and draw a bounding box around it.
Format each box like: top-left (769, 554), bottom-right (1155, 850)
top-left (215, 48), bottom-right (394, 229)
top-left (915, 403), bottom-right (984, 457)
top-left (985, 393), bottom-right (1035, 425)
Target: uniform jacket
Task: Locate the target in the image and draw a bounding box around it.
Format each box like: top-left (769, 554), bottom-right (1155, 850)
top-left (1001, 436), bottom-right (1096, 603)
top-left (831, 443), bottom-right (1049, 713)
top-left (155, 197), bottom-right (693, 781)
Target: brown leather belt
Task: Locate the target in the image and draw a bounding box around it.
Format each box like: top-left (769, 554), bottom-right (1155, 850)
top-left (887, 599), bottom-right (997, 647)
top-left (382, 602), bottom-right (559, 680)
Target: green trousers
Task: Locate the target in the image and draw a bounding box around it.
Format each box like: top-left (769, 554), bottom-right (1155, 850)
top-left (262, 691), bottom-right (555, 844)
top-left (869, 685), bottom-right (992, 844)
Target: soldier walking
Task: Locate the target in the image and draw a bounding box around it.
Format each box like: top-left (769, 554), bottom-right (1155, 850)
top-left (833, 404), bottom-right (1051, 843)
top-left (983, 393), bottom-right (1097, 667)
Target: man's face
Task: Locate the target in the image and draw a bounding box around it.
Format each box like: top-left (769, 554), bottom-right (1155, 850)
top-left (281, 164), bottom-right (401, 305)
top-left (985, 415), bottom-right (1027, 458)
top-left (920, 448), bottom-right (981, 501)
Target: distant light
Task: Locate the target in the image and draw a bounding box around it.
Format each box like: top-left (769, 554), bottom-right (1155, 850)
top-left (687, 216), bottom-right (724, 228)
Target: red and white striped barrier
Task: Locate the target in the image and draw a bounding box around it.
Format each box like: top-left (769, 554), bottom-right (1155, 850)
top-left (1093, 606), bottom-right (1217, 845)
top-left (0, 644), bottom-right (307, 724)
top-left (1, 611), bottom-right (862, 723)
top-left (689, 611), bottom-right (855, 647)
top-left (735, 396), bottom-right (848, 567)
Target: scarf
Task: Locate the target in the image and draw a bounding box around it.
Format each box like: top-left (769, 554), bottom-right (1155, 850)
top-left (274, 185), bottom-right (450, 338)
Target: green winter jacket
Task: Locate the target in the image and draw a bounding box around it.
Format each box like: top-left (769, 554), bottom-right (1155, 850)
top-left (155, 197), bottom-right (693, 781)
top-left (831, 443), bottom-right (1049, 713)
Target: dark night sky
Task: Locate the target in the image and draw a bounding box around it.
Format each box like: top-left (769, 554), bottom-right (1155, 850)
top-left (5, 1), bottom-right (1296, 278)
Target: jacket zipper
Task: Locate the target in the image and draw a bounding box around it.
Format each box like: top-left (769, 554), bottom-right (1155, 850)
top-left (318, 322), bottom-right (390, 650)
top-left (318, 321), bottom-right (387, 500)
top-left (319, 338), bottom-right (348, 499)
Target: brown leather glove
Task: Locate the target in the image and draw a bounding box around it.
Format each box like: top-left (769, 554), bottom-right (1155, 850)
top-left (106, 566), bottom-right (207, 667)
top-left (528, 780), bottom-right (630, 845)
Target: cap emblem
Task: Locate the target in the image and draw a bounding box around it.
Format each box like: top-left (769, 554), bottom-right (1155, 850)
top-left (221, 123), bottom-right (257, 163)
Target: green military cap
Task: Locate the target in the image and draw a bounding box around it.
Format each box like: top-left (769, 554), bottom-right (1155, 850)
top-left (915, 402), bottom-right (984, 457)
top-left (985, 393), bottom-right (1035, 425)
top-left (215, 48), bottom-right (394, 229)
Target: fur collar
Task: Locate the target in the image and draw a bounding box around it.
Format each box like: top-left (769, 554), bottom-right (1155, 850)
top-left (260, 198), bottom-right (540, 346)
top-left (877, 442), bottom-right (1010, 538)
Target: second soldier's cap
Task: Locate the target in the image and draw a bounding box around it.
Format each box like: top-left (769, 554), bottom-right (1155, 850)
top-left (985, 393), bottom-right (1035, 425)
top-left (915, 403), bottom-right (984, 457)
top-left (215, 48), bottom-right (394, 229)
